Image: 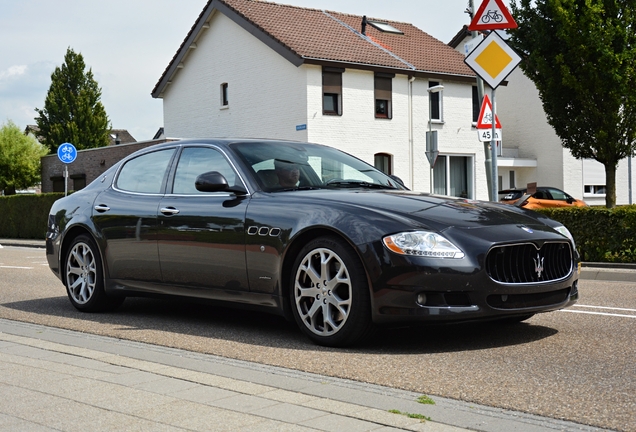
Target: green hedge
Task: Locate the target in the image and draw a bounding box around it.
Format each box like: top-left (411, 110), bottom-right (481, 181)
top-left (1, 194), bottom-right (634, 263)
top-left (538, 205), bottom-right (636, 263)
top-left (0, 193), bottom-right (64, 239)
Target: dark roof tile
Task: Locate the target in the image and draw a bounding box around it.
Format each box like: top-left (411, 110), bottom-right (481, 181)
top-left (153, 0), bottom-right (475, 96)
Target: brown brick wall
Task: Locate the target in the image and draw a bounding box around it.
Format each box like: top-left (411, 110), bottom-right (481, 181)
top-left (40, 139), bottom-right (176, 193)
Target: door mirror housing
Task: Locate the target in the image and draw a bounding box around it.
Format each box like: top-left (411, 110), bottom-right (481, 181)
top-left (195, 171), bottom-right (247, 195)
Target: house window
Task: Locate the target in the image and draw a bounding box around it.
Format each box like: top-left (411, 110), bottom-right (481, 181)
top-left (584, 185), bottom-right (606, 195)
top-left (323, 68), bottom-right (343, 115)
top-left (429, 81), bottom-right (443, 121)
top-left (374, 153), bottom-right (392, 175)
top-left (367, 21), bottom-right (404, 34)
top-left (433, 155), bottom-right (474, 199)
top-left (472, 86), bottom-right (479, 123)
top-left (71, 174), bottom-right (86, 191)
top-left (51, 176), bottom-right (65, 193)
top-left (221, 83), bottom-right (229, 107)
top-left (374, 73), bottom-right (393, 119)
top-left (509, 170), bottom-right (515, 189)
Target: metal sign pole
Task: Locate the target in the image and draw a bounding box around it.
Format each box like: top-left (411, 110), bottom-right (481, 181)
top-left (64, 165), bottom-right (68, 197)
top-left (490, 88), bottom-right (499, 201)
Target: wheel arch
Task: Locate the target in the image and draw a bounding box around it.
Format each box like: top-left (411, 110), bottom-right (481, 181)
top-left (59, 225), bottom-right (105, 287)
top-left (279, 226), bottom-right (373, 321)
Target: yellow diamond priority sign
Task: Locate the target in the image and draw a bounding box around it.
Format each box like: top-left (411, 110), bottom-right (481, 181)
top-left (465, 31), bottom-right (521, 89)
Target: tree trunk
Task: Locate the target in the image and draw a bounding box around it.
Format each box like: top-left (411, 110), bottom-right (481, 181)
top-left (605, 163), bottom-right (617, 208)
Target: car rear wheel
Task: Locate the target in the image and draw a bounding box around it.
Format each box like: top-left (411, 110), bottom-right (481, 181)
top-left (64, 234), bottom-right (124, 312)
top-left (290, 236), bottom-right (373, 347)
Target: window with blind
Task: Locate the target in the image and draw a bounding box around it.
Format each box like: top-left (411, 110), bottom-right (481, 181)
top-left (322, 68), bottom-right (343, 115)
top-left (374, 74), bottom-right (393, 119)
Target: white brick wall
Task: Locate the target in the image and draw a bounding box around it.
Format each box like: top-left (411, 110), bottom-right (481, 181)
top-left (163, 12), bottom-right (307, 141)
top-left (162, 13), bottom-right (488, 199)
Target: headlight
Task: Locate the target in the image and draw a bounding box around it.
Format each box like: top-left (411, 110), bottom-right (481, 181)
top-left (383, 231), bottom-right (465, 258)
top-left (554, 225), bottom-right (576, 246)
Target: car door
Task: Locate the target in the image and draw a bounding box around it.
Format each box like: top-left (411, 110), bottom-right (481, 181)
top-left (92, 147), bottom-right (177, 283)
top-left (157, 146), bottom-right (250, 291)
top-left (546, 188), bottom-right (575, 207)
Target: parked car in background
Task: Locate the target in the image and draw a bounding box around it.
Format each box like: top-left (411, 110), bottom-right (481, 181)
top-left (499, 187), bottom-right (587, 210)
top-left (46, 139), bottom-right (580, 347)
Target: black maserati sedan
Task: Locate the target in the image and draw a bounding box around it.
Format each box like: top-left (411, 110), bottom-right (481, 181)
top-left (46, 139), bottom-right (579, 347)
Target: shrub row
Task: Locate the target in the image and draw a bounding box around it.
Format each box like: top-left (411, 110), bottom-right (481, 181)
top-left (0, 193), bottom-right (64, 239)
top-left (1, 194), bottom-right (634, 263)
top-left (538, 206), bottom-right (636, 263)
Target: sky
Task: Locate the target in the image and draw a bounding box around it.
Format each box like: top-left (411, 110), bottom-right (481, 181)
top-left (0, 0), bottom-right (511, 142)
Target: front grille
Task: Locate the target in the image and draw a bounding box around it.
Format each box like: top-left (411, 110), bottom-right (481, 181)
top-left (486, 242), bottom-right (573, 284)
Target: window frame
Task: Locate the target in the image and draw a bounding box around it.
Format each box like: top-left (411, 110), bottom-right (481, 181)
top-left (322, 67), bottom-right (344, 116)
top-left (374, 73), bottom-right (394, 119)
top-left (374, 153), bottom-right (392, 175)
top-left (432, 154), bottom-right (474, 199)
top-left (429, 81), bottom-right (443, 122)
top-left (220, 83), bottom-right (229, 108)
top-left (472, 86), bottom-right (479, 124)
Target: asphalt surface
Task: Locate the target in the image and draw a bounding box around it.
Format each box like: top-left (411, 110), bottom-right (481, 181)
top-left (1, 239), bottom-right (634, 431)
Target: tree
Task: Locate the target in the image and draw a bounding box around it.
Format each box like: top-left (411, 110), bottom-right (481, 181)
top-left (0, 120), bottom-right (48, 195)
top-left (509, 0), bottom-right (636, 208)
top-left (35, 47), bottom-right (111, 154)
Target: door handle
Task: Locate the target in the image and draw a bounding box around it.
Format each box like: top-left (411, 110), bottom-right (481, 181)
top-left (160, 207), bottom-right (180, 215)
top-left (94, 204), bottom-right (110, 213)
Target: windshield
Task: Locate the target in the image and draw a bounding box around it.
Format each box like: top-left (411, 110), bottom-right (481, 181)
top-left (231, 141), bottom-right (407, 192)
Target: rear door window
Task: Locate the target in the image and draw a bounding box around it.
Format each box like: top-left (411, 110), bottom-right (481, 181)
top-left (116, 149), bottom-right (175, 194)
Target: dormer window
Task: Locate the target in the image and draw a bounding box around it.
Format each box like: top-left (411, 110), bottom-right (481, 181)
top-left (367, 21), bottom-right (403, 34)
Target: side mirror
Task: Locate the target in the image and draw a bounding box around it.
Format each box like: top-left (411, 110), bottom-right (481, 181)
top-left (566, 197), bottom-right (575, 204)
top-left (195, 171), bottom-right (247, 195)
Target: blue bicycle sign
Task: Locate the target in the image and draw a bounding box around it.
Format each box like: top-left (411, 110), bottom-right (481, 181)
top-left (57, 142), bottom-right (77, 164)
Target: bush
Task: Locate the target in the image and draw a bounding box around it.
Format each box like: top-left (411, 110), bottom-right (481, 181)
top-left (538, 205), bottom-right (636, 263)
top-left (0, 193), bottom-right (64, 239)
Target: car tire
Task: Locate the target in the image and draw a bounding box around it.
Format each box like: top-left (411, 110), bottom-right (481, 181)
top-left (290, 236), bottom-right (373, 347)
top-left (64, 234), bottom-right (124, 312)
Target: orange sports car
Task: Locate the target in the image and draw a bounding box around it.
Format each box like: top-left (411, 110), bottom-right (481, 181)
top-left (499, 187), bottom-right (587, 209)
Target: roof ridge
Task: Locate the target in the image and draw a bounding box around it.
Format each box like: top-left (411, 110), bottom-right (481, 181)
top-left (321, 10), bottom-right (416, 70)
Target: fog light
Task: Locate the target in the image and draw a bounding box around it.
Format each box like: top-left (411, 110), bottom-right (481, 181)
top-left (417, 293), bottom-right (427, 306)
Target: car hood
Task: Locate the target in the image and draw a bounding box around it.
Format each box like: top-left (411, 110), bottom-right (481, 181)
top-left (275, 189), bottom-right (556, 232)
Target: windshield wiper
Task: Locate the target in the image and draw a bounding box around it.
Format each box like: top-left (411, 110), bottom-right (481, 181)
top-left (278, 186), bottom-right (323, 192)
top-left (325, 180), bottom-right (395, 190)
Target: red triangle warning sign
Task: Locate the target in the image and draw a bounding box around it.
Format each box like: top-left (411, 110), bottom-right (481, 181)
top-left (476, 95), bottom-right (502, 129)
top-left (468, 0), bottom-right (518, 31)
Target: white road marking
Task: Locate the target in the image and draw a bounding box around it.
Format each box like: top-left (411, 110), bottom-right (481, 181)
top-left (0, 266), bottom-right (34, 269)
top-left (560, 310), bottom-right (636, 319)
top-left (571, 304), bottom-right (636, 313)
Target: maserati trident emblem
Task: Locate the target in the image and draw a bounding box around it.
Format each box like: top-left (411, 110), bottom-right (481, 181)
top-left (533, 253), bottom-right (545, 278)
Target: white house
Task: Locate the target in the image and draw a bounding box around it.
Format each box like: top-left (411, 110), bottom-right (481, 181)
top-left (450, 26), bottom-right (636, 206)
top-left (152, 0), bottom-right (495, 200)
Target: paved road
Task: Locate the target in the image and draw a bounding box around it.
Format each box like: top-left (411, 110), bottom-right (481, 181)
top-left (1, 245), bottom-right (634, 431)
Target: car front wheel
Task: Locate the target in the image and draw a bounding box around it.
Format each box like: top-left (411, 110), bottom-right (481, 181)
top-left (64, 234), bottom-right (124, 312)
top-left (290, 236), bottom-right (373, 347)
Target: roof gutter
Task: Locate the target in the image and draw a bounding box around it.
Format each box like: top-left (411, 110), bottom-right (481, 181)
top-left (301, 57), bottom-right (476, 82)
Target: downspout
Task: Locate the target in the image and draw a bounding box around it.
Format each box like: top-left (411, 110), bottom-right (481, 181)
top-left (409, 76), bottom-right (415, 189)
